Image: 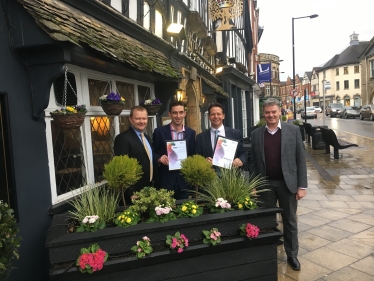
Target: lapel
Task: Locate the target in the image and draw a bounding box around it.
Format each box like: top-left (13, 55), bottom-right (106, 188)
top-left (130, 127), bottom-right (148, 157)
top-left (204, 129), bottom-right (213, 155)
top-left (164, 124), bottom-right (173, 141)
top-left (280, 122), bottom-right (286, 155)
top-left (259, 126), bottom-right (266, 164)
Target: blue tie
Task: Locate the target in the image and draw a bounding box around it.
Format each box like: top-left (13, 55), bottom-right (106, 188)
top-left (214, 129), bottom-right (219, 149)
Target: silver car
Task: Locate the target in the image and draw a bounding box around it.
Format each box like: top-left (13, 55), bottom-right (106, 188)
top-left (339, 106), bottom-right (360, 119)
top-left (301, 107), bottom-right (317, 119)
top-left (359, 104), bottom-right (374, 121)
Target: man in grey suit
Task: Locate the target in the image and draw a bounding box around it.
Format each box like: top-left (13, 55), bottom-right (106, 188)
top-left (196, 102), bottom-right (247, 168)
top-left (249, 98), bottom-right (307, 271)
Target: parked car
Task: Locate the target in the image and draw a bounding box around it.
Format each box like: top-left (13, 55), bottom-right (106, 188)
top-left (339, 106), bottom-right (360, 119)
top-left (313, 106), bottom-right (322, 113)
top-left (359, 104), bottom-right (374, 121)
top-left (325, 103), bottom-right (344, 117)
top-left (296, 108), bottom-right (303, 114)
top-left (301, 106), bottom-right (317, 119)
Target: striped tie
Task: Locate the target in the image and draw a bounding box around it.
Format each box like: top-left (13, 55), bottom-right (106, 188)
top-left (141, 133), bottom-right (153, 182)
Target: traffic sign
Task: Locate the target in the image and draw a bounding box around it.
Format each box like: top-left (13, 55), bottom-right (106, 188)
top-left (290, 89), bottom-right (298, 97)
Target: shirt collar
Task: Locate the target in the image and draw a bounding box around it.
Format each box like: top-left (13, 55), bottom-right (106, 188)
top-left (265, 120), bottom-right (281, 132)
top-left (211, 124), bottom-right (224, 133)
top-left (170, 123), bottom-right (185, 132)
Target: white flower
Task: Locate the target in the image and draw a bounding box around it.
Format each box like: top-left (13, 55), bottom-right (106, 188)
top-left (88, 217), bottom-right (96, 224)
top-left (82, 217), bottom-right (88, 224)
top-left (99, 95), bottom-right (108, 101)
top-left (143, 236), bottom-right (150, 241)
top-left (144, 99), bottom-right (152, 105)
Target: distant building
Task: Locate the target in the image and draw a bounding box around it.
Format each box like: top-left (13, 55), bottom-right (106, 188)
top-left (316, 32), bottom-right (369, 107)
top-left (358, 36), bottom-right (374, 104)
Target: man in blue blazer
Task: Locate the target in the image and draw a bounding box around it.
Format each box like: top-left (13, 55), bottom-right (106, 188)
top-left (249, 98), bottom-right (307, 271)
top-left (114, 106), bottom-right (158, 202)
top-left (153, 101), bottom-right (196, 199)
top-left (195, 102), bottom-right (247, 168)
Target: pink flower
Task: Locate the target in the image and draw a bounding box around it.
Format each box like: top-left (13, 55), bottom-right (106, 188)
top-left (143, 236), bottom-right (150, 241)
top-left (177, 248), bottom-right (183, 253)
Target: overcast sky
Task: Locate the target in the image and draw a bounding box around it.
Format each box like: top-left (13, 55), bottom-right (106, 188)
top-left (257, 0), bottom-right (374, 81)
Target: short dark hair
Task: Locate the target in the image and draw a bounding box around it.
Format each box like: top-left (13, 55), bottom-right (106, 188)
top-left (169, 100), bottom-right (185, 112)
top-left (208, 102), bottom-right (225, 115)
top-left (130, 106), bottom-right (147, 117)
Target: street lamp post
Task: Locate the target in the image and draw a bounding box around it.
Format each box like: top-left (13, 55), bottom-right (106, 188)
top-left (292, 14), bottom-right (318, 120)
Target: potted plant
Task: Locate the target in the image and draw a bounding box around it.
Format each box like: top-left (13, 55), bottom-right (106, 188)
top-left (139, 98), bottom-right (162, 115)
top-left (0, 201), bottom-right (21, 280)
top-left (180, 155), bottom-right (216, 203)
top-left (103, 155), bottom-right (143, 207)
top-left (99, 92), bottom-right (125, 116)
top-left (50, 105), bottom-right (87, 129)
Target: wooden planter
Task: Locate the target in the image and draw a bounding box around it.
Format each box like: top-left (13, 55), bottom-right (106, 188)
top-left (47, 207), bottom-right (281, 280)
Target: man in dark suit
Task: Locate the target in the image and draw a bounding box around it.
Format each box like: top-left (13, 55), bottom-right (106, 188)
top-left (153, 101), bottom-right (196, 199)
top-left (249, 98), bottom-right (307, 271)
top-left (114, 106), bottom-right (158, 202)
top-left (195, 102), bottom-right (247, 168)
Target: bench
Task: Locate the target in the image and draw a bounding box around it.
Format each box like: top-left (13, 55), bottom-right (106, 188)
top-left (319, 127), bottom-right (358, 159)
top-left (303, 123), bottom-right (326, 150)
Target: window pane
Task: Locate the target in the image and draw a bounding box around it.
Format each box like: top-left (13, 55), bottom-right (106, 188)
top-left (52, 123), bottom-right (86, 195)
top-left (116, 81), bottom-right (135, 109)
top-left (88, 79), bottom-right (111, 106)
top-left (155, 10), bottom-right (163, 38)
top-left (90, 117), bottom-right (116, 182)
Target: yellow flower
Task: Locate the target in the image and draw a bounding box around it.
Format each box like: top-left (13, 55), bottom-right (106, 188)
top-left (238, 204), bottom-right (243, 209)
top-left (192, 209), bottom-right (196, 214)
top-left (192, 205), bottom-right (197, 209)
top-left (182, 206), bottom-right (187, 212)
top-left (66, 106), bottom-right (75, 112)
top-left (117, 216), bottom-right (122, 220)
top-left (245, 197), bottom-right (249, 201)
top-left (121, 219), bottom-right (125, 223)
top-left (126, 218), bottom-right (132, 223)
top-left (121, 97), bottom-right (125, 101)
top-left (121, 215), bottom-right (125, 219)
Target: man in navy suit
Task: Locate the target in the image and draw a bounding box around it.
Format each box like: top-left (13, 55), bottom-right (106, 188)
top-left (153, 101), bottom-right (196, 199)
top-left (195, 102), bottom-right (247, 168)
top-left (249, 98), bottom-right (307, 271)
top-left (114, 106), bottom-right (158, 202)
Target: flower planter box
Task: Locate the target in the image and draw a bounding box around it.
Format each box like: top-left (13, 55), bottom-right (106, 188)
top-left (46, 207), bottom-right (281, 280)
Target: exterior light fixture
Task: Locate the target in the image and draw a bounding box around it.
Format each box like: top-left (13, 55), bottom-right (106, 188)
top-left (167, 23), bottom-right (186, 40)
top-left (175, 88), bottom-right (185, 101)
top-left (199, 95), bottom-right (206, 108)
top-left (216, 66), bottom-right (223, 74)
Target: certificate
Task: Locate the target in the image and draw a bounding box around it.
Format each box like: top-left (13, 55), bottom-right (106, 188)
top-left (166, 140), bottom-right (187, 170)
top-left (212, 136), bottom-right (238, 169)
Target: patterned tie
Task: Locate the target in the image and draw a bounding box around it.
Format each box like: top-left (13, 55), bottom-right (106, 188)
top-left (141, 133), bottom-right (153, 182)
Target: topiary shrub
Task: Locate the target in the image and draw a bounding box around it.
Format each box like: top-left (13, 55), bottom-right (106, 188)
top-left (180, 155), bottom-right (216, 203)
top-left (0, 201), bottom-right (21, 279)
top-left (103, 155), bottom-right (143, 207)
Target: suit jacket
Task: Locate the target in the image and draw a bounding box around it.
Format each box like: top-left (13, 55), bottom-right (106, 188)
top-left (152, 124), bottom-right (196, 191)
top-left (249, 122), bottom-right (307, 193)
top-left (195, 127), bottom-right (247, 166)
top-left (113, 128), bottom-right (159, 199)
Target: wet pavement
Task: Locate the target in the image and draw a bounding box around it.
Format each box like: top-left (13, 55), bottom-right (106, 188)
top-left (277, 130), bottom-right (374, 280)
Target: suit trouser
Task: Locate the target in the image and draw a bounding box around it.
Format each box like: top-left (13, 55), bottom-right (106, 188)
top-left (258, 179), bottom-right (298, 258)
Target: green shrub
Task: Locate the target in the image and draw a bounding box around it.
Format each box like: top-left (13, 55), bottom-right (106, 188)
top-left (281, 115), bottom-right (288, 121)
top-left (180, 155), bottom-right (216, 203)
top-left (0, 201), bottom-right (21, 279)
top-left (103, 155), bottom-right (143, 207)
top-left (68, 185), bottom-right (119, 229)
top-left (255, 118), bottom-right (266, 126)
top-left (293, 119), bottom-right (302, 125)
top-left (131, 187), bottom-right (175, 214)
top-left (196, 168), bottom-right (267, 208)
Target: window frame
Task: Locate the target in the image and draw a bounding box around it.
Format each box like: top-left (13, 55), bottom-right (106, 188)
top-left (45, 65), bottom-right (157, 204)
top-left (344, 80), bottom-right (349, 89)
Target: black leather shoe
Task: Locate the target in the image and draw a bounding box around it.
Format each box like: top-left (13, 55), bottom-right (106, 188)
top-left (287, 257), bottom-right (300, 271)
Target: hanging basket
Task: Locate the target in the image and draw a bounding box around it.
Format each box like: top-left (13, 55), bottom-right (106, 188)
top-left (50, 112), bottom-right (86, 129)
top-left (143, 104), bottom-right (162, 115)
top-left (101, 102), bottom-right (125, 116)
